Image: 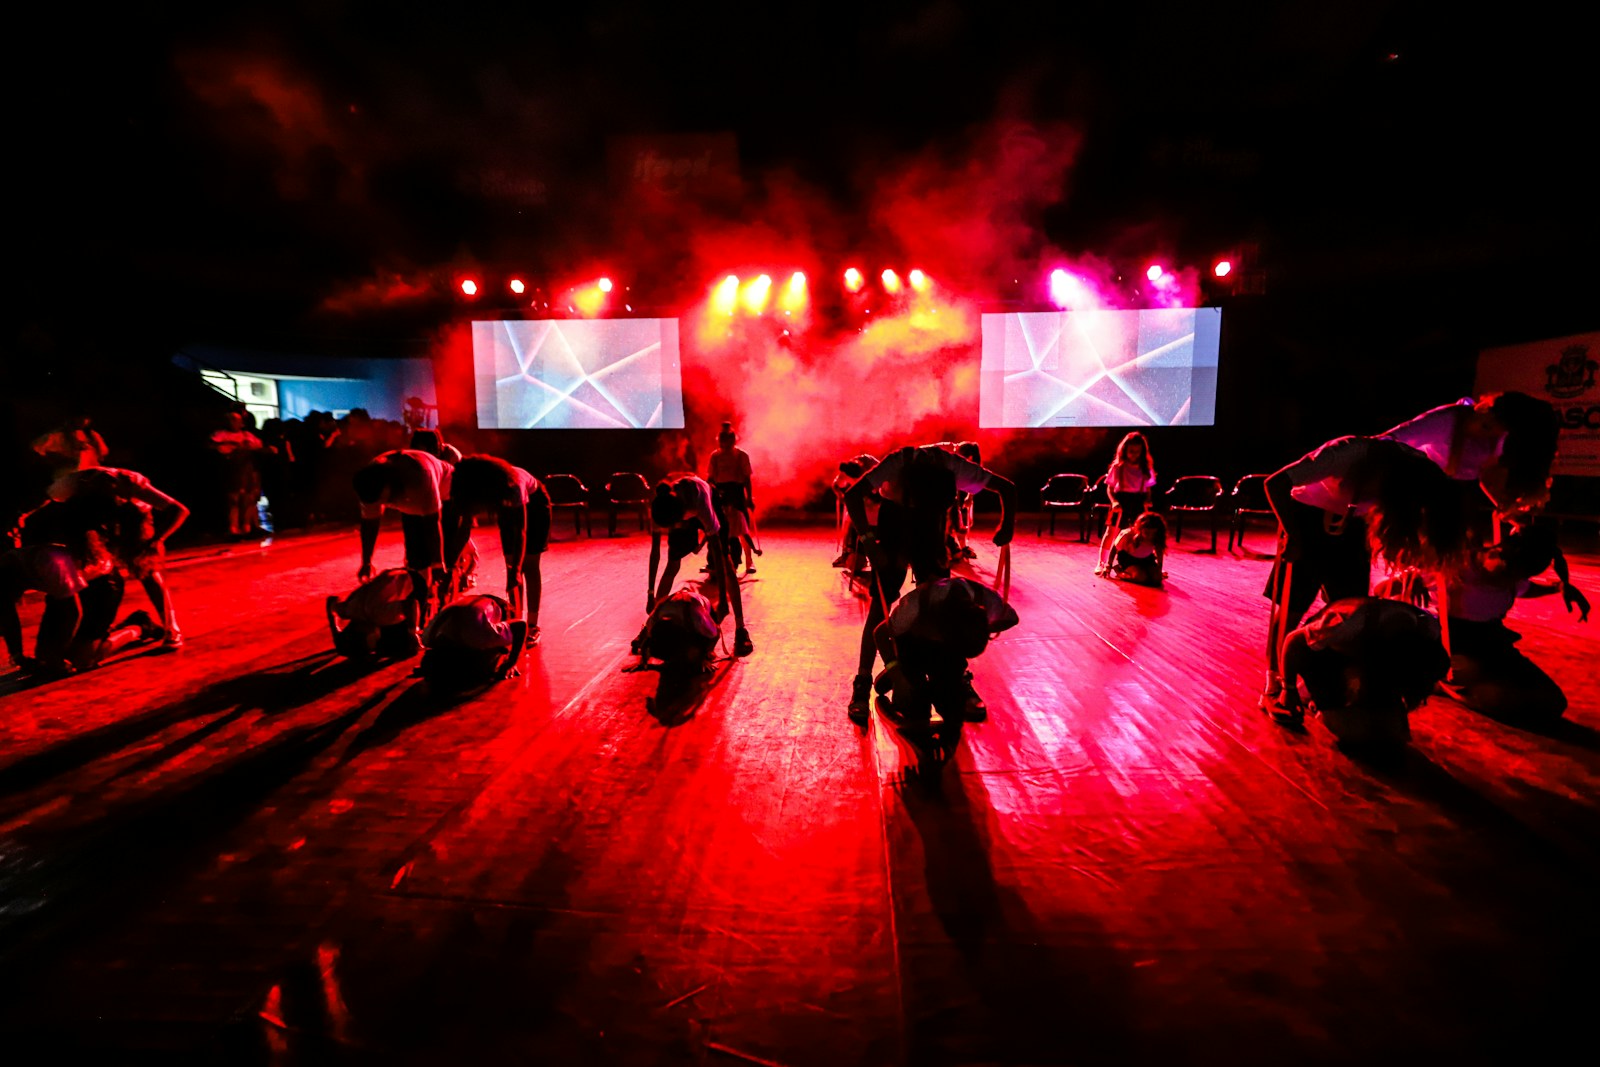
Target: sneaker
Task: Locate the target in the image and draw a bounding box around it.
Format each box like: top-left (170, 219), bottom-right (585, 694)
top-left (847, 674), bottom-right (872, 726)
top-left (734, 628), bottom-right (754, 657)
top-left (961, 546), bottom-right (977, 560)
top-left (527, 626), bottom-right (542, 648)
top-left (162, 628), bottom-right (185, 649)
top-left (1093, 563), bottom-right (1106, 576)
top-left (831, 551), bottom-right (851, 568)
top-left (743, 565), bottom-right (757, 575)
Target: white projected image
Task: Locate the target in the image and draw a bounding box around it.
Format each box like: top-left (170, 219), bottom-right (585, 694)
top-left (979, 308), bottom-right (1220, 428)
top-left (473, 319), bottom-right (685, 430)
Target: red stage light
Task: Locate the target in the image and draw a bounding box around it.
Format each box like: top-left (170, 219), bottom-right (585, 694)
top-left (743, 274), bottom-right (773, 313)
top-left (881, 269), bottom-right (901, 293)
top-left (908, 269), bottom-right (929, 291)
top-left (509, 278), bottom-right (525, 295)
top-left (460, 279), bottom-right (478, 296)
top-left (1213, 259), bottom-right (1233, 278)
top-left (779, 272), bottom-right (808, 313)
top-left (598, 277), bottom-right (614, 293)
top-left (844, 267), bottom-right (864, 293)
top-left (1145, 264), bottom-right (1164, 283)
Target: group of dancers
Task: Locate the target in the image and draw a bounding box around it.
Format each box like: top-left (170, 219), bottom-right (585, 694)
top-left (3, 392), bottom-right (1589, 752)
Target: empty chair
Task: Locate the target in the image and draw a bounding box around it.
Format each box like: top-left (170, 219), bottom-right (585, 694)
top-left (604, 472), bottom-right (652, 535)
top-left (543, 474), bottom-right (591, 537)
top-left (1226, 474), bottom-right (1274, 552)
top-left (1038, 473), bottom-right (1091, 538)
top-left (1162, 475), bottom-right (1224, 551)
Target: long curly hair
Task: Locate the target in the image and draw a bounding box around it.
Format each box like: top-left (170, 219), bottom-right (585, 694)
top-left (1479, 391), bottom-right (1558, 505)
top-left (1352, 441), bottom-right (1469, 574)
top-left (1110, 432), bottom-right (1152, 480)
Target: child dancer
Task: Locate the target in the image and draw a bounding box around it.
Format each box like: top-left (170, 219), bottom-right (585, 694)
top-left (327, 568), bottom-right (427, 660)
top-left (418, 593), bottom-right (529, 693)
top-left (873, 575), bottom-right (1019, 725)
top-left (843, 444), bottom-right (1017, 724)
top-left (1260, 435), bottom-right (1468, 719)
top-left (443, 456), bottom-right (550, 643)
top-left (1106, 511), bottom-right (1167, 586)
top-left (353, 448), bottom-right (451, 606)
top-left (707, 422), bottom-right (759, 574)
top-left (1095, 432), bottom-right (1157, 574)
top-left (1278, 596), bottom-right (1449, 746)
top-left (645, 474), bottom-right (752, 657)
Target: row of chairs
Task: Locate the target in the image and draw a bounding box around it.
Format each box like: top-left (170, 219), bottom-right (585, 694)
top-left (540, 473), bottom-right (653, 537)
top-left (1039, 473), bottom-right (1275, 551)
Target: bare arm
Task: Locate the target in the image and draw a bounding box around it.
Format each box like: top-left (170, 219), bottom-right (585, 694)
top-left (985, 472), bottom-right (1017, 545)
top-left (647, 532), bottom-right (663, 612)
top-left (1, 597), bottom-right (24, 665)
top-left (358, 516), bottom-right (380, 581)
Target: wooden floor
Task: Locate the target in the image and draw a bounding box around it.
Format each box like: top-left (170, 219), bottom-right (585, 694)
top-left (0, 522), bottom-right (1597, 1065)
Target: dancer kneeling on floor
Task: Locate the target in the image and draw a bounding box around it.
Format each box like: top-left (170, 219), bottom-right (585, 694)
top-left (643, 474), bottom-right (752, 657)
top-left (636, 587), bottom-right (720, 677)
top-left (1278, 597), bottom-right (1449, 746)
top-left (419, 594), bottom-right (528, 693)
top-left (873, 576), bottom-right (1018, 725)
top-left (1106, 512), bottom-right (1167, 586)
top-left (327, 568), bottom-right (427, 660)
top-left (1437, 526), bottom-right (1588, 723)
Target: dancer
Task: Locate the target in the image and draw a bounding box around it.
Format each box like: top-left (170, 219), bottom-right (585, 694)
top-left (41, 465), bottom-right (190, 647)
top-left (1382, 392), bottom-right (1559, 515)
top-left (644, 474), bottom-right (752, 657)
top-left (1106, 511), bottom-right (1167, 586)
top-left (1259, 435), bottom-right (1467, 719)
top-left (1435, 526), bottom-right (1588, 723)
top-left (832, 454), bottom-right (879, 571)
top-left (353, 448), bottom-right (451, 605)
top-left (873, 575), bottom-right (1019, 725)
top-left (443, 455), bottom-right (549, 643)
top-left (842, 443), bottom-right (1017, 724)
top-left (1095, 432), bottom-right (1157, 574)
top-left (327, 567), bottom-right (427, 660)
top-left (707, 422), bottom-right (759, 573)
top-left (945, 442), bottom-right (984, 562)
top-left (32, 415), bottom-right (109, 474)
top-left (634, 587), bottom-right (720, 676)
top-left (418, 593), bottom-right (529, 693)
top-left (1277, 596), bottom-right (1449, 746)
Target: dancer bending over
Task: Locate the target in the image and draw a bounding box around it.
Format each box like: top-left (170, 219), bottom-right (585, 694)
top-left (1260, 436), bottom-right (1467, 720)
top-left (645, 474), bottom-right (752, 657)
top-left (353, 449), bottom-right (452, 611)
top-left (843, 444), bottom-right (1017, 724)
top-left (444, 456), bottom-right (550, 643)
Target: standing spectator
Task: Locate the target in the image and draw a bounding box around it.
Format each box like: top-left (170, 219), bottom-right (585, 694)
top-left (210, 408), bottom-right (264, 537)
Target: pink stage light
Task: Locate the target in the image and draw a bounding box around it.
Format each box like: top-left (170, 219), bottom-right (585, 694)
top-left (843, 267), bottom-right (864, 293)
top-left (509, 278), bottom-right (525, 295)
top-left (1048, 268), bottom-right (1076, 308)
top-left (1213, 259), bottom-right (1233, 278)
top-left (881, 269), bottom-right (901, 293)
top-left (460, 279), bottom-right (479, 297)
top-left (1145, 264), bottom-right (1165, 283)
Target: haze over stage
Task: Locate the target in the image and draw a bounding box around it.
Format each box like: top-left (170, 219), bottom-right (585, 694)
top-left (0, 525), bottom-right (1595, 1063)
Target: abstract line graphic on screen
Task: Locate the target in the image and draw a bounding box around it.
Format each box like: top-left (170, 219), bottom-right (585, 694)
top-left (979, 308), bottom-right (1220, 428)
top-left (473, 319), bottom-right (686, 430)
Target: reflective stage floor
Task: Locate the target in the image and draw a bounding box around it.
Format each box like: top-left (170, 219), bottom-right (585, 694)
top-left (2, 523), bottom-right (1597, 1065)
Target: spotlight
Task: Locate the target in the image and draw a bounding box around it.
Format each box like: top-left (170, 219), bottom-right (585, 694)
top-left (598, 277), bottom-right (614, 293)
top-left (460, 278), bottom-right (479, 297)
top-left (1213, 259), bottom-right (1233, 278)
top-left (509, 278), bottom-right (525, 295)
top-left (779, 271), bottom-right (808, 313)
top-left (1145, 264), bottom-right (1164, 283)
top-left (713, 274), bottom-right (740, 316)
top-left (908, 269), bottom-right (929, 291)
top-left (881, 269), bottom-right (901, 293)
top-left (1048, 268), bottom-right (1074, 308)
top-left (844, 267), bottom-right (864, 293)
top-left (742, 274), bottom-right (773, 313)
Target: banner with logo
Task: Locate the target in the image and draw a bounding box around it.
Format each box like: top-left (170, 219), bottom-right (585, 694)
top-left (1476, 331), bottom-right (1600, 477)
